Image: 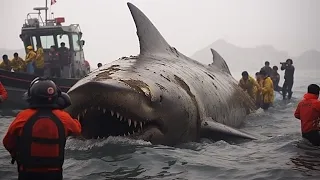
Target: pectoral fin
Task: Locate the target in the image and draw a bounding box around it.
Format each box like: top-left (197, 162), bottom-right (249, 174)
top-left (200, 118), bottom-right (257, 141)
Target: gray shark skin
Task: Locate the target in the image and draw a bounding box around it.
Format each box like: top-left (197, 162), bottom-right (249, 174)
top-left (65, 2), bottom-right (257, 146)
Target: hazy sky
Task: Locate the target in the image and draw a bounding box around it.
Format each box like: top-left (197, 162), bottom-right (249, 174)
top-left (0, 0), bottom-right (319, 66)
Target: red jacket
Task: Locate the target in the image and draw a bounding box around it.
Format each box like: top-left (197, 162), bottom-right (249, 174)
top-left (294, 93), bottom-right (320, 133)
top-left (3, 109), bottom-right (81, 172)
top-left (0, 82), bottom-right (8, 101)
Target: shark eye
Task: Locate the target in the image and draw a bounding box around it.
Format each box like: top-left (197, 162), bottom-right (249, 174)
top-left (139, 86), bottom-right (159, 103)
top-left (140, 87), bottom-right (150, 97)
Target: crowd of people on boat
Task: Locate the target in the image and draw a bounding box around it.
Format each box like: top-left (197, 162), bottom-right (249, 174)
top-left (0, 42), bottom-right (71, 78)
top-left (238, 59), bottom-right (295, 110)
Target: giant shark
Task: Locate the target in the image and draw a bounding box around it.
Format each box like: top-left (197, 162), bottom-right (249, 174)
top-left (65, 2), bottom-right (257, 146)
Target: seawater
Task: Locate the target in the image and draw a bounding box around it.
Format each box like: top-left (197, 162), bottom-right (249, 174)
top-left (0, 70), bottom-right (320, 180)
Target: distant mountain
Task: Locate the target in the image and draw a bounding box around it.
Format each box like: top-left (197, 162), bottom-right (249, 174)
top-left (191, 39), bottom-right (320, 73)
top-left (1, 42), bottom-right (319, 72)
top-left (0, 48), bottom-right (25, 60)
top-left (294, 50), bottom-right (320, 70)
top-left (191, 39), bottom-right (289, 73)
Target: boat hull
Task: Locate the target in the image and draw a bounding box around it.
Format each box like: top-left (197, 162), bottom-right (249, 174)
top-left (0, 69), bottom-right (79, 110)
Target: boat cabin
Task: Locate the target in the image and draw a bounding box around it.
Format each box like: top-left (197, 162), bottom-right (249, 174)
top-left (19, 7), bottom-right (89, 79)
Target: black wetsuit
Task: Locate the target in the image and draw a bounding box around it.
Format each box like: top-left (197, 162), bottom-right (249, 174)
top-left (260, 66), bottom-right (273, 77)
top-left (281, 64), bottom-right (295, 99)
top-left (49, 51), bottom-right (61, 78)
top-left (302, 131), bottom-right (320, 146)
top-left (58, 47), bottom-right (71, 66)
top-left (271, 71), bottom-right (282, 92)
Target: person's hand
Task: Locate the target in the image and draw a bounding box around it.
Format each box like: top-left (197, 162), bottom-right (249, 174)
top-left (11, 158), bottom-right (15, 164)
top-left (10, 152), bottom-right (16, 164)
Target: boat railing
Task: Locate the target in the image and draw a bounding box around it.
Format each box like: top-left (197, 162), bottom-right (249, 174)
top-left (23, 7), bottom-right (81, 34)
top-left (23, 7), bottom-right (61, 28)
top-left (23, 7), bottom-right (48, 28)
top-left (68, 24), bottom-right (82, 34)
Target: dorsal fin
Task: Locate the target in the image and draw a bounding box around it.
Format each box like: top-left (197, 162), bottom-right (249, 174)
top-left (209, 48), bottom-right (231, 75)
top-left (127, 2), bottom-right (177, 56)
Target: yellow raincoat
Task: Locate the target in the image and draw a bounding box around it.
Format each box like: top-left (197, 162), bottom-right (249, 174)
top-left (0, 61), bottom-right (12, 71)
top-left (239, 76), bottom-right (260, 100)
top-left (35, 47), bottom-right (45, 69)
top-left (261, 77), bottom-right (274, 104)
top-left (11, 57), bottom-right (26, 72)
top-left (255, 79), bottom-right (263, 105)
top-left (25, 50), bottom-right (36, 64)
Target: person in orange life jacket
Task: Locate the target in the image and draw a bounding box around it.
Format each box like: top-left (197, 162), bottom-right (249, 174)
top-left (2, 77), bottom-right (81, 180)
top-left (294, 84), bottom-right (320, 146)
top-left (0, 80), bottom-right (8, 103)
top-left (48, 46), bottom-right (61, 78)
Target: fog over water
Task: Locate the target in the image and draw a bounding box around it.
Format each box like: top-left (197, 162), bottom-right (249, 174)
top-left (0, 0), bottom-right (319, 68)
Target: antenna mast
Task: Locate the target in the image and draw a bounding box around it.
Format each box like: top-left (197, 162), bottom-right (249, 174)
top-left (45, 0), bottom-right (48, 25)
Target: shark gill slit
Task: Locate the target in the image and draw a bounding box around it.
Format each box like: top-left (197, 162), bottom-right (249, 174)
top-left (173, 75), bottom-right (201, 140)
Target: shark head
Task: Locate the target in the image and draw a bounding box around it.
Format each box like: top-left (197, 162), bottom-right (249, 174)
top-left (65, 3), bottom-right (198, 145)
top-left (67, 80), bottom-right (166, 145)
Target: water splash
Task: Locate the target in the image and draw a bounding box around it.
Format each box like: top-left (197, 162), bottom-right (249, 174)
top-left (65, 136), bottom-right (152, 151)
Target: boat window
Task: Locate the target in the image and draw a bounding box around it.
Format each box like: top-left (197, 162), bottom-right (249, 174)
top-left (72, 34), bottom-right (80, 51)
top-left (32, 36), bottom-right (38, 51)
top-left (40, 35), bottom-right (55, 49)
top-left (57, 34), bottom-right (70, 48)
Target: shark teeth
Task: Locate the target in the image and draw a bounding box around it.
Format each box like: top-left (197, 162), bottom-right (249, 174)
top-left (76, 106), bottom-right (146, 137)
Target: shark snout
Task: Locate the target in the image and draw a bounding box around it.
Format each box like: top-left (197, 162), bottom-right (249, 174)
top-left (66, 80), bottom-right (165, 142)
top-left (67, 80), bottom-right (155, 119)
